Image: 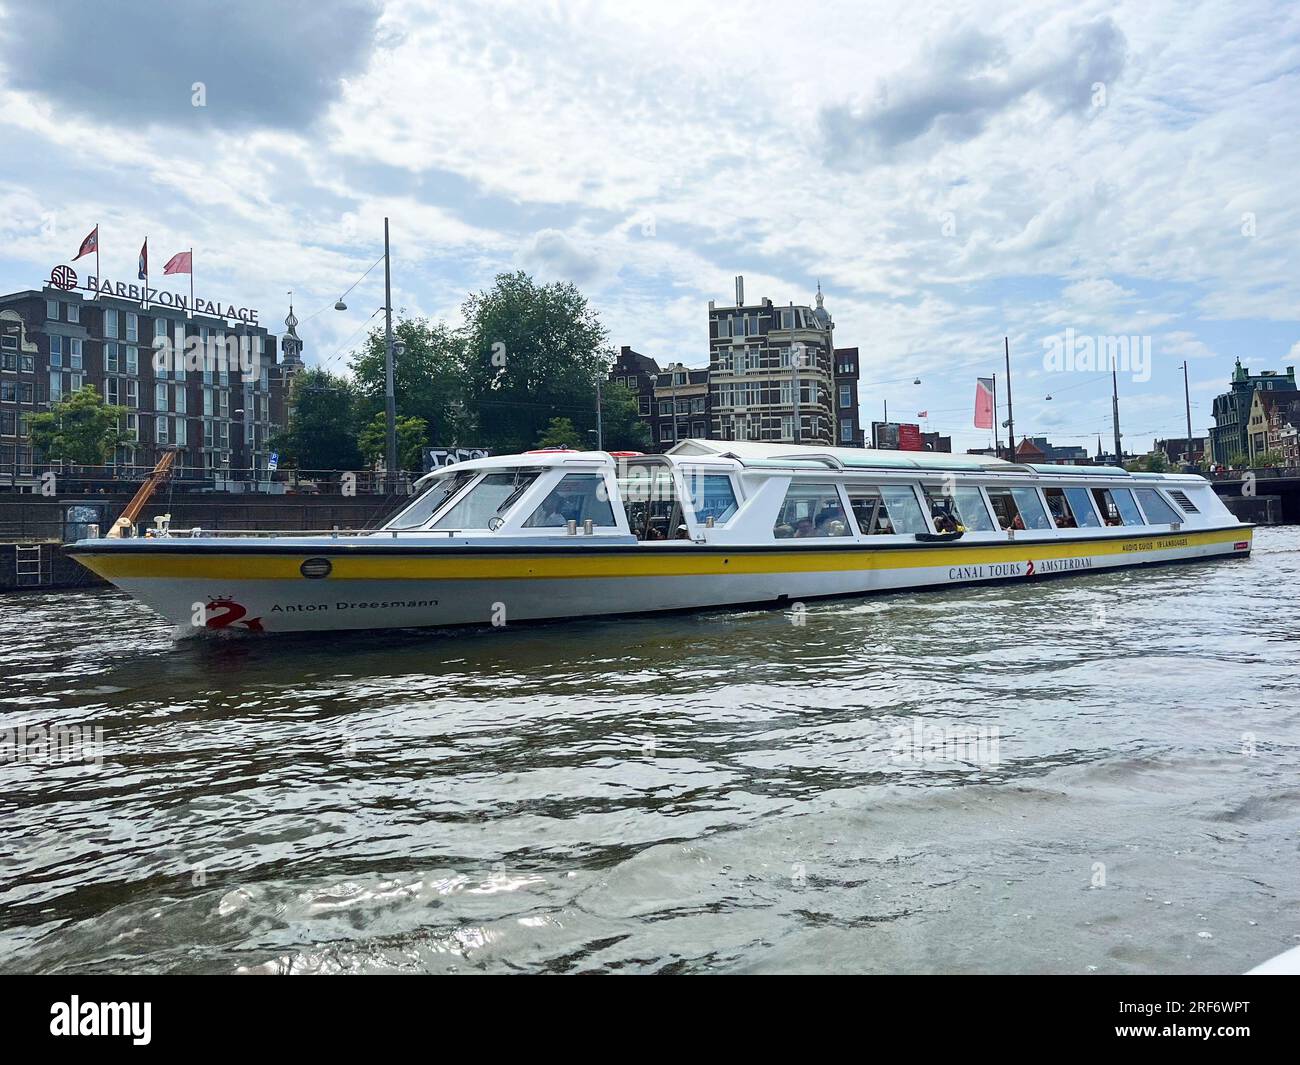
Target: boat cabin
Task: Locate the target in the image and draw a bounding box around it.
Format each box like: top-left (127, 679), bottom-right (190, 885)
top-left (381, 439), bottom-right (1231, 544)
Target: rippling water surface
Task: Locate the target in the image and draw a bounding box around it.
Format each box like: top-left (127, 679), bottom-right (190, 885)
top-left (2, 528), bottom-right (1298, 974)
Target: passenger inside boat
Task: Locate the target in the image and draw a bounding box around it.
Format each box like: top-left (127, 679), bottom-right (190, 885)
top-left (986, 487), bottom-right (1050, 531)
top-left (773, 484), bottom-right (852, 538)
top-left (921, 485), bottom-right (994, 532)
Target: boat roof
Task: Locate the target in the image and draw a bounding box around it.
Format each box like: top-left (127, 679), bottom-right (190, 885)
top-left (667, 439), bottom-right (1130, 476)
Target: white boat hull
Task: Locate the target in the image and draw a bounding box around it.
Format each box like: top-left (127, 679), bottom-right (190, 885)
top-left (70, 526), bottom-right (1252, 634)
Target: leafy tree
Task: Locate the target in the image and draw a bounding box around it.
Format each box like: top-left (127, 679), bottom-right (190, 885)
top-left (28, 385), bottom-right (127, 465)
top-left (535, 417), bottom-right (583, 449)
top-left (601, 382), bottom-right (650, 451)
top-left (461, 271), bottom-right (609, 453)
top-left (350, 317), bottom-right (468, 445)
top-left (1251, 449), bottom-right (1284, 468)
top-left (271, 367), bottom-right (362, 472)
top-left (359, 413), bottom-right (429, 470)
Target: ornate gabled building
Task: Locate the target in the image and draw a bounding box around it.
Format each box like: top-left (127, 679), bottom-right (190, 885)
top-left (706, 276), bottom-right (837, 444)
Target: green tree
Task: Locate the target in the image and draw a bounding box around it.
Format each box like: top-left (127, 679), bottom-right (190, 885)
top-left (28, 385), bottom-right (127, 465)
top-left (601, 382), bottom-right (651, 451)
top-left (359, 413), bottom-right (429, 471)
top-left (461, 271), bottom-right (609, 453)
top-left (535, 417), bottom-right (583, 449)
top-left (350, 317), bottom-right (468, 444)
top-left (271, 367), bottom-right (363, 472)
top-left (1251, 449), bottom-right (1284, 468)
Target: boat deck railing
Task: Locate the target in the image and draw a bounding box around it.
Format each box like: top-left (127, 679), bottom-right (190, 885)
top-left (114, 526), bottom-right (454, 540)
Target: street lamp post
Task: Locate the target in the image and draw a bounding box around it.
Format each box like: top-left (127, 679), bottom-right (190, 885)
top-left (382, 218), bottom-right (397, 493)
top-left (336, 218), bottom-right (399, 493)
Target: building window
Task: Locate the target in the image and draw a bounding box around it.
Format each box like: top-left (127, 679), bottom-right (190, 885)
top-left (106, 378), bottom-right (119, 405)
top-left (156, 417), bottom-right (169, 443)
top-left (67, 303), bottom-right (79, 323)
top-left (126, 312), bottom-right (139, 342)
top-left (175, 385), bottom-right (186, 413)
top-left (155, 383), bottom-right (167, 411)
top-left (104, 309), bottom-right (118, 339)
top-left (839, 385), bottom-right (852, 409)
top-left (106, 343), bottom-right (118, 373)
top-left (69, 338), bottom-right (83, 369)
top-left (49, 335), bottom-right (63, 367)
top-left (126, 380), bottom-right (138, 408)
top-left (46, 299), bottom-right (59, 321)
top-left (174, 417), bottom-right (187, 445)
top-left (126, 347), bottom-right (138, 374)
top-left (840, 419), bottom-right (852, 442)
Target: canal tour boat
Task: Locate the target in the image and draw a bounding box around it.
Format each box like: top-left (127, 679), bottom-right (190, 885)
top-left (66, 440), bottom-right (1253, 635)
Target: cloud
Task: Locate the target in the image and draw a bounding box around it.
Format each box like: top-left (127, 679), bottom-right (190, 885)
top-left (1060, 278), bottom-right (1136, 306)
top-left (0, 0), bottom-right (381, 129)
top-left (519, 229), bottom-right (602, 284)
top-left (819, 17), bottom-right (1126, 163)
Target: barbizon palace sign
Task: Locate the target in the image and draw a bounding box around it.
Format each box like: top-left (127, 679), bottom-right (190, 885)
top-left (46, 265), bottom-right (259, 324)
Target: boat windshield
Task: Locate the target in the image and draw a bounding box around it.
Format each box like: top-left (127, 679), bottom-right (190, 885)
top-left (386, 469), bottom-right (476, 529)
top-left (431, 469), bottom-right (541, 529)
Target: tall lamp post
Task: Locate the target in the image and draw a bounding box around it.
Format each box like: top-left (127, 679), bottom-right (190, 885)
top-left (336, 217), bottom-right (400, 492)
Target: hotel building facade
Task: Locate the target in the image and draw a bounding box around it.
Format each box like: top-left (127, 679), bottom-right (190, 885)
top-left (0, 280), bottom-right (302, 490)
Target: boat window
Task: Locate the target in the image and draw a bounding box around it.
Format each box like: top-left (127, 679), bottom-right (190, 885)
top-left (522, 473), bottom-right (618, 529)
top-left (1043, 488), bottom-right (1076, 528)
top-left (986, 489), bottom-right (1020, 530)
top-left (1010, 487), bottom-right (1051, 529)
top-left (923, 485), bottom-right (994, 532)
top-left (845, 484), bottom-right (928, 535)
top-left (987, 487), bottom-right (1050, 530)
top-left (431, 470), bottom-right (540, 529)
top-left (387, 469), bottom-right (475, 529)
top-left (774, 482), bottom-right (851, 538)
top-left (1101, 487), bottom-right (1144, 526)
top-left (952, 486), bottom-right (995, 531)
top-left (1091, 487), bottom-right (1123, 526)
top-left (1134, 488), bottom-right (1182, 526)
top-left (684, 472), bottom-right (739, 526)
top-left (618, 464), bottom-right (686, 540)
top-left (1044, 487), bottom-right (1102, 529)
top-left (1063, 487), bottom-right (1102, 527)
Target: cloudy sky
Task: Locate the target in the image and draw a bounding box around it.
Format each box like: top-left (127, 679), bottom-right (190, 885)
top-left (1, 0), bottom-right (1298, 452)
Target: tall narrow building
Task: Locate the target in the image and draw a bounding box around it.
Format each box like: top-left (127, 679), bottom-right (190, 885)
top-left (706, 276), bottom-right (835, 444)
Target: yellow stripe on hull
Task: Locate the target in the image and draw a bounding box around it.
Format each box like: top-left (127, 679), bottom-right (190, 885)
top-left (74, 527), bottom-right (1249, 582)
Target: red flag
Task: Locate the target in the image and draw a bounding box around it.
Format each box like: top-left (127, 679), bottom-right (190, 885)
top-left (138, 238), bottom-right (148, 281)
top-left (73, 225), bottom-right (98, 261)
top-left (974, 378), bottom-right (994, 429)
top-left (163, 250), bottom-right (192, 275)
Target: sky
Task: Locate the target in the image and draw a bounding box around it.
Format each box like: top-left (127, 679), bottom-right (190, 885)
top-left (1, 0), bottom-right (1298, 453)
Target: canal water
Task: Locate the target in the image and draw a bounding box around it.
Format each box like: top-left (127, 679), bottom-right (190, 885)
top-left (1, 528), bottom-right (1297, 974)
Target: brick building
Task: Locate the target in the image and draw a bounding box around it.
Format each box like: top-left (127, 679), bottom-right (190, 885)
top-left (0, 278), bottom-right (297, 490)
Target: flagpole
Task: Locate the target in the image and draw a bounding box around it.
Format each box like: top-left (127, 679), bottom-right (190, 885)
top-left (1004, 336), bottom-right (1015, 460)
top-left (189, 247), bottom-right (194, 315)
top-left (992, 372), bottom-right (999, 457)
top-left (95, 222), bottom-right (100, 299)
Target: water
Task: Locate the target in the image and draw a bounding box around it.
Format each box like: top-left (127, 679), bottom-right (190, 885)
top-left (2, 527), bottom-right (1298, 974)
